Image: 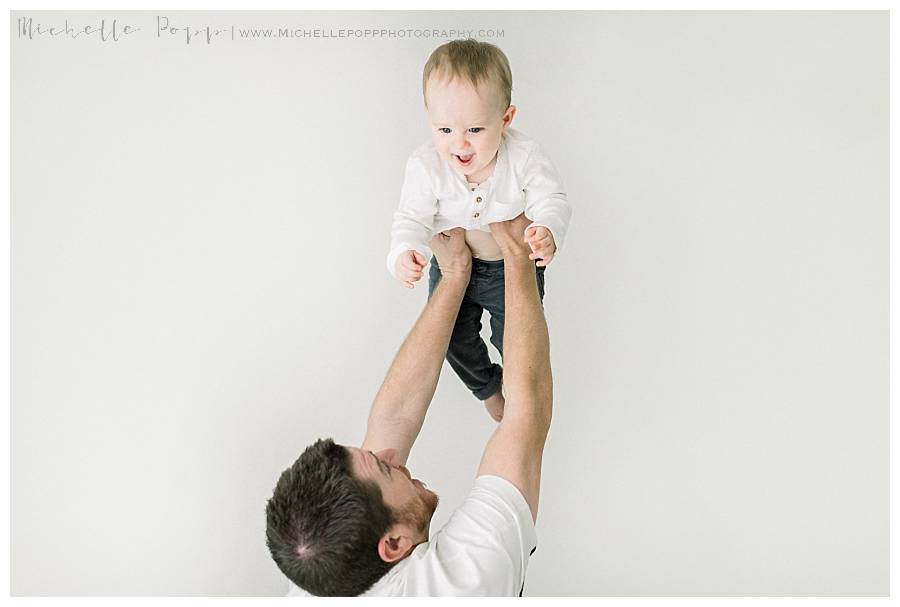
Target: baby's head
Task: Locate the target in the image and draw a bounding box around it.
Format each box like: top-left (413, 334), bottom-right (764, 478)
top-left (422, 39), bottom-right (516, 180)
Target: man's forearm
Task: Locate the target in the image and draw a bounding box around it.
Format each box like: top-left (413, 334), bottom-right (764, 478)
top-left (501, 251), bottom-right (553, 426)
top-left (362, 273), bottom-right (469, 464)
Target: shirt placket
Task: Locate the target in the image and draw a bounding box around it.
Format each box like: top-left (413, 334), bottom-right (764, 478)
top-left (468, 182), bottom-right (487, 229)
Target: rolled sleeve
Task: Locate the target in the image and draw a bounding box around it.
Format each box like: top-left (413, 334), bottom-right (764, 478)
top-left (387, 155), bottom-right (437, 277)
top-left (522, 143), bottom-right (573, 251)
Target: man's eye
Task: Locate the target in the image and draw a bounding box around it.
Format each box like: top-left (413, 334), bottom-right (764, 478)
top-left (468, 128), bottom-right (483, 133)
top-left (373, 454), bottom-right (391, 476)
top-left (439, 128), bottom-right (451, 134)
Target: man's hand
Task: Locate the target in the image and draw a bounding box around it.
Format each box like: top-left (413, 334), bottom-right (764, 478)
top-left (429, 228), bottom-right (472, 280)
top-left (525, 226), bottom-right (557, 267)
top-left (488, 213), bottom-right (534, 258)
top-left (395, 250), bottom-right (427, 289)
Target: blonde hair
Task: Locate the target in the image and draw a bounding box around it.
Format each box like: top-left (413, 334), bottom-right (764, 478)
top-left (422, 38), bottom-right (513, 112)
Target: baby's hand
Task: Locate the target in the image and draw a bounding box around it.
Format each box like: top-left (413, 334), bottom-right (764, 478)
top-left (395, 250), bottom-right (428, 289)
top-left (525, 226), bottom-right (557, 267)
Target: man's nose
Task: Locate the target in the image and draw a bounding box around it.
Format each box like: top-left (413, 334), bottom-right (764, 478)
top-left (378, 449), bottom-right (411, 478)
top-left (378, 448), bottom-right (398, 465)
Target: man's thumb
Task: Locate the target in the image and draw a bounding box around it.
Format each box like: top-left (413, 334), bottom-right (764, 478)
top-left (413, 251), bottom-right (426, 265)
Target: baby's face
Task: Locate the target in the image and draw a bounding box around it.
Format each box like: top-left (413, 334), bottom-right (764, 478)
top-left (425, 74), bottom-right (515, 181)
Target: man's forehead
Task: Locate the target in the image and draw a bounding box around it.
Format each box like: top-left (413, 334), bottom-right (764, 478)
top-left (349, 446), bottom-right (365, 464)
top-left (348, 446), bottom-right (376, 476)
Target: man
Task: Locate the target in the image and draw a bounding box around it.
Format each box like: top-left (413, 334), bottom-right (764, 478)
top-left (265, 212), bottom-right (553, 596)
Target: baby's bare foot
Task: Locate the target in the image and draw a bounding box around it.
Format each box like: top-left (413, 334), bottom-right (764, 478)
top-left (483, 390), bottom-right (505, 423)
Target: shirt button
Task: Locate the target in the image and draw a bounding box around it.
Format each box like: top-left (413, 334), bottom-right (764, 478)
top-left (474, 212), bottom-right (480, 218)
top-left (476, 196), bottom-right (482, 203)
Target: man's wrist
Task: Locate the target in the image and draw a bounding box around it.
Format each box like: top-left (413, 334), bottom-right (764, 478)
top-left (437, 268), bottom-right (471, 285)
top-left (499, 245), bottom-right (532, 261)
top-left (435, 259), bottom-right (472, 281)
top-left (493, 233), bottom-right (531, 259)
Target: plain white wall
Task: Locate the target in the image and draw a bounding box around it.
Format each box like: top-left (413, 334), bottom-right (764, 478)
top-left (11, 10), bottom-right (887, 596)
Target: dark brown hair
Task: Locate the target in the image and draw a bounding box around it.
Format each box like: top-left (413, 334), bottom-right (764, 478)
top-left (265, 438), bottom-right (397, 596)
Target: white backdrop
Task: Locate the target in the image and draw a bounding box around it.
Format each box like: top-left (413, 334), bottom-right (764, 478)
top-left (11, 10), bottom-right (888, 596)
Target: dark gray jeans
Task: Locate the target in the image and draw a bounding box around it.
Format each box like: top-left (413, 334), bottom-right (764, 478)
top-left (427, 255), bottom-right (546, 401)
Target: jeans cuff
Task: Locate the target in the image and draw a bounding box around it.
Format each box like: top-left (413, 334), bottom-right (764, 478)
top-left (473, 366), bottom-right (503, 401)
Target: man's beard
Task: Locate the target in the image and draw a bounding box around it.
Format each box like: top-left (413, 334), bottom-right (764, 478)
top-left (399, 489), bottom-right (440, 537)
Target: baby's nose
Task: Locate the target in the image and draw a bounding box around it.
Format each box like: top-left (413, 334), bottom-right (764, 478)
top-left (453, 133), bottom-right (469, 149)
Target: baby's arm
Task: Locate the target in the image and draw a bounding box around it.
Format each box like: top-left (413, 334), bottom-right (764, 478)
top-left (387, 155), bottom-right (438, 287)
top-left (521, 142), bottom-right (573, 266)
top-left (525, 225), bottom-right (557, 267)
top-left (394, 249), bottom-right (428, 289)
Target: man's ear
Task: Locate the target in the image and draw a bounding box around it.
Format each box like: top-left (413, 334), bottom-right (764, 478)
top-left (377, 526), bottom-right (417, 563)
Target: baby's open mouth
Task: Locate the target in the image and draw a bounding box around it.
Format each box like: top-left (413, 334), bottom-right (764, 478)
top-left (455, 154), bottom-right (474, 165)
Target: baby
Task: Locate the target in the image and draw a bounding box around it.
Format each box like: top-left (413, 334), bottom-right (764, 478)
top-left (386, 39), bottom-right (572, 422)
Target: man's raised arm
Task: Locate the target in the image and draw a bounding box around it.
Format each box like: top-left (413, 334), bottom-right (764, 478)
top-left (361, 229), bottom-right (472, 466)
top-left (477, 213), bottom-right (553, 523)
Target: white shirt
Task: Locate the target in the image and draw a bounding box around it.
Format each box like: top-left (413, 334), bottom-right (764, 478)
top-left (386, 127), bottom-right (573, 277)
top-left (284, 475), bottom-right (538, 597)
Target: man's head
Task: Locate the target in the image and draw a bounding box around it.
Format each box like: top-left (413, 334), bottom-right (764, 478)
top-left (265, 438), bottom-right (439, 596)
top-left (422, 38), bottom-right (517, 181)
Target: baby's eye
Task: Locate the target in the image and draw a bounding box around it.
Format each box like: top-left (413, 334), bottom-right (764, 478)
top-left (438, 128), bottom-right (451, 134)
top-left (468, 127), bottom-right (483, 133)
